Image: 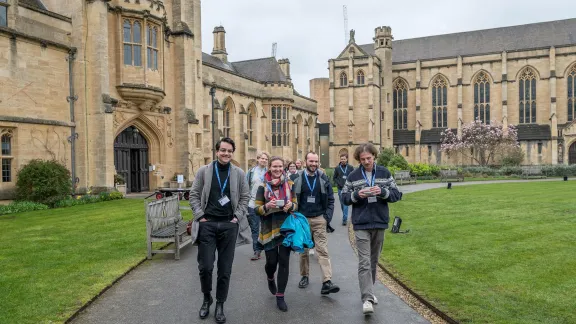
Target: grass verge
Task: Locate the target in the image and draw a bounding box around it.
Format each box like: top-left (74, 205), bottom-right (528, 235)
top-left (0, 199), bottom-right (191, 324)
top-left (383, 181), bottom-right (576, 324)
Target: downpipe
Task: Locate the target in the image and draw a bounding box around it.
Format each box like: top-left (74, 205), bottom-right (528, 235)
top-left (67, 48), bottom-right (78, 193)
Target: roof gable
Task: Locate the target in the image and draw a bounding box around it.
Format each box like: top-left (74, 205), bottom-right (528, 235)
top-left (336, 43), bottom-right (370, 59)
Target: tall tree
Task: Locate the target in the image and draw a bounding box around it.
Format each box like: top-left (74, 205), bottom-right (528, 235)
top-left (440, 120), bottom-right (519, 166)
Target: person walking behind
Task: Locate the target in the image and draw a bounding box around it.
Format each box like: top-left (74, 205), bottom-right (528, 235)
top-left (295, 159), bottom-right (303, 170)
top-left (341, 143), bottom-right (402, 315)
top-left (286, 161), bottom-right (299, 181)
top-left (294, 152), bottom-right (340, 295)
top-left (333, 153), bottom-right (354, 226)
top-left (246, 151), bottom-right (269, 260)
top-left (189, 137), bottom-right (250, 324)
top-left (255, 156), bottom-right (297, 312)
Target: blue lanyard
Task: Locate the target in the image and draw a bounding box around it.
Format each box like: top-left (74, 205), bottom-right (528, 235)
top-left (304, 171), bottom-right (317, 193)
top-left (214, 162), bottom-right (230, 197)
top-left (339, 164), bottom-right (348, 175)
top-left (266, 183), bottom-right (280, 200)
top-left (360, 164), bottom-right (376, 186)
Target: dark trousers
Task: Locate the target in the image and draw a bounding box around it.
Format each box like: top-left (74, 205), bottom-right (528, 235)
top-left (265, 245), bottom-right (291, 294)
top-left (247, 207), bottom-right (262, 252)
top-left (197, 221), bottom-right (239, 302)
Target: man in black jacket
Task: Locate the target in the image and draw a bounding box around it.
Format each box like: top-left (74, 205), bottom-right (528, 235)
top-left (342, 143), bottom-right (402, 315)
top-left (332, 153), bottom-right (354, 226)
top-left (293, 152), bottom-right (340, 295)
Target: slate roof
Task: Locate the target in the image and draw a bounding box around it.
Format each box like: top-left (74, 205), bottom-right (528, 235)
top-left (202, 53), bottom-right (287, 83)
top-left (19, 0), bottom-right (47, 10)
top-left (393, 130), bottom-right (416, 145)
top-left (516, 124), bottom-right (551, 141)
top-left (420, 128), bottom-right (456, 144)
top-left (358, 18), bottom-right (576, 63)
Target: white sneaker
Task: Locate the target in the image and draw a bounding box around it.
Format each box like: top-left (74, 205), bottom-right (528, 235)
top-left (309, 249), bottom-right (315, 255)
top-left (372, 295), bottom-right (378, 305)
top-left (363, 301), bottom-right (374, 315)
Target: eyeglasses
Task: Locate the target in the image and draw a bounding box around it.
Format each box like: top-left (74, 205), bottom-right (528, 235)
top-left (218, 149), bottom-right (234, 154)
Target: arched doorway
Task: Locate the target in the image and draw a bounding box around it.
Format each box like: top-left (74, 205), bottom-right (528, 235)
top-left (114, 126), bottom-right (149, 193)
top-left (569, 141), bottom-right (576, 164)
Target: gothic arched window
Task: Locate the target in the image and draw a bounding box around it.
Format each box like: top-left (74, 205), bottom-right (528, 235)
top-left (340, 72), bottom-right (348, 87)
top-left (248, 108), bottom-right (255, 146)
top-left (519, 68), bottom-right (537, 124)
top-left (568, 65), bottom-right (576, 121)
top-left (432, 77), bottom-right (448, 128)
top-left (223, 106), bottom-right (231, 138)
top-left (393, 79), bottom-right (408, 130)
top-left (1, 132), bottom-right (13, 183)
top-left (147, 25), bottom-right (159, 70)
top-left (474, 72), bottom-right (491, 124)
top-left (357, 70), bottom-right (365, 85)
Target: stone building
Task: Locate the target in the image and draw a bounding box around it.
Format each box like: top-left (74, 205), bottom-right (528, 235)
top-left (0, 0), bottom-right (316, 198)
top-left (324, 20), bottom-right (576, 167)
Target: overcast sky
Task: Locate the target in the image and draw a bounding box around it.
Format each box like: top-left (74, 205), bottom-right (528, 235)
top-left (201, 0), bottom-right (576, 97)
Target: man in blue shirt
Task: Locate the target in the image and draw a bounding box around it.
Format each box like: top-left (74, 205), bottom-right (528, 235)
top-left (246, 151), bottom-right (269, 260)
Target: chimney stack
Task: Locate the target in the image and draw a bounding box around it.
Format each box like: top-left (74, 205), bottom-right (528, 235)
top-left (212, 26), bottom-right (228, 63)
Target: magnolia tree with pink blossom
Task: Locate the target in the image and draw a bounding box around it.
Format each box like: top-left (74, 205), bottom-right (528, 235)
top-left (440, 120), bottom-right (519, 166)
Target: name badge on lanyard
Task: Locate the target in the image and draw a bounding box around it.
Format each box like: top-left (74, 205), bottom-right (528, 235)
top-left (361, 164), bottom-right (378, 204)
top-left (340, 165), bottom-right (348, 180)
top-left (368, 196), bottom-right (377, 203)
top-left (214, 162), bottom-right (231, 206)
top-left (305, 172), bottom-right (317, 204)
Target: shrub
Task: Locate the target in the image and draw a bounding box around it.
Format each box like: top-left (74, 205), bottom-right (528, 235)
top-left (462, 166), bottom-right (497, 177)
top-left (323, 168), bottom-right (334, 185)
top-left (15, 159), bottom-right (72, 207)
top-left (377, 147), bottom-right (396, 167)
top-left (109, 191), bottom-right (124, 200)
top-left (114, 174), bottom-right (126, 185)
top-left (501, 147), bottom-right (525, 166)
top-left (389, 154), bottom-right (409, 170)
top-left (541, 165), bottom-right (576, 177)
top-left (0, 201), bottom-right (49, 215)
top-left (497, 166), bottom-right (523, 176)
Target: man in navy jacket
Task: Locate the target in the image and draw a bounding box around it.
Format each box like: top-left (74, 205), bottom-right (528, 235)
top-left (341, 143), bottom-right (402, 315)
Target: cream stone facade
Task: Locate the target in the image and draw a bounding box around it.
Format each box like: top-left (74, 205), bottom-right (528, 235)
top-left (0, 0), bottom-right (316, 198)
top-left (325, 21), bottom-right (576, 168)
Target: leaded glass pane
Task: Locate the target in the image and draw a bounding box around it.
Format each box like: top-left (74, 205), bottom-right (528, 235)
top-left (152, 27), bottom-right (157, 47)
top-left (124, 44), bottom-right (132, 65)
top-left (486, 83), bottom-right (490, 103)
top-left (442, 87), bottom-right (447, 106)
top-left (402, 90), bottom-right (407, 108)
top-left (272, 121), bottom-right (276, 133)
top-left (479, 83), bottom-right (484, 103)
top-left (123, 21), bottom-right (131, 42)
top-left (0, 6), bottom-right (7, 27)
top-left (519, 103), bottom-right (524, 123)
top-left (519, 80), bottom-right (524, 101)
top-left (485, 104), bottom-right (490, 124)
top-left (531, 102), bottom-right (536, 123)
top-left (283, 107), bottom-right (286, 119)
top-left (432, 87), bottom-right (437, 106)
top-left (525, 80), bottom-right (530, 101)
top-left (569, 76), bottom-right (573, 97)
top-left (393, 90), bottom-right (398, 108)
top-left (2, 158), bottom-right (11, 182)
top-left (272, 135), bottom-right (276, 147)
top-left (133, 22), bottom-right (141, 43)
top-left (153, 50), bottom-right (158, 70)
top-left (531, 79), bottom-right (536, 100)
top-left (432, 108), bottom-right (437, 128)
top-left (393, 110), bottom-right (397, 129)
top-left (271, 107), bottom-right (276, 119)
top-left (1, 135), bottom-right (10, 155)
top-left (474, 83), bottom-right (478, 104)
top-left (403, 110), bottom-right (407, 129)
top-left (442, 108), bottom-right (447, 127)
top-left (480, 105), bottom-right (484, 123)
top-left (569, 99), bottom-right (573, 121)
top-left (474, 105), bottom-right (479, 121)
top-left (134, 45), bottom-right (141, 66)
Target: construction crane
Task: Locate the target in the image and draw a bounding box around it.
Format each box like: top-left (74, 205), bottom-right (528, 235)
top-left (343, 5), bottom-right (348, 45)
top-left (271, 42), bottom-right (277, 58)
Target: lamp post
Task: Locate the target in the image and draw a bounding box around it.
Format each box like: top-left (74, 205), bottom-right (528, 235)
top-left (209, 85), bottom-right (216, 161)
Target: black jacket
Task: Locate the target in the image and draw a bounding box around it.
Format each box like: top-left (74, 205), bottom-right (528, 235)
top-left (293, 170), bottom-right (335, 232)
top-left (341, 165), bottom-right (402, 230)
top-left (333, 163), bottom-right (354, 189)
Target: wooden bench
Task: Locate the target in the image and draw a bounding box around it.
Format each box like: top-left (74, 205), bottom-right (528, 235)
top-left (395, 170), bottom-right (417, 185)
top-left (145, 195), bottom-right (192, 260)
top-left (440, 169), bottom-right (464, 182)
top-left (521, 165), bottom-right (546, 179)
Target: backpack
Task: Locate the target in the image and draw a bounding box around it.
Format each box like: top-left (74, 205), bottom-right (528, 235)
top-left (391, 216), bottom-right (410, 234)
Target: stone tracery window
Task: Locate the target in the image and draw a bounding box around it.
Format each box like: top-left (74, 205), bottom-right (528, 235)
top-left (1, 131), bottom-right (13, 183)
top-left (474, 72), bottom-right (491, 124)
top-left (432, 76), bottom-right (448, 128)
top-left (357, 70), bottom-right (365, 85)
top-left (340, 72), bottom-right (348, 87)
top-left (271, 105), bottom-right (289, 147)
top-left (248, 108), bottom-right (254, 146)
top-left (568, 65), bottom-right (576, 121)
top-left (123, 20), bottom-right (142, 66)
top-left (393, 79), bottom-right (408, 129)
top-left (147, 25), bottom-right (159, 70)
top-left (519, 68), bottom-right (537, 124)
top-left (223, 106), bottom-right (231, 138)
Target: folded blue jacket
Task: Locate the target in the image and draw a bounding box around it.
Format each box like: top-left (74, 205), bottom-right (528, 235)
top-left (280, 212), bottom-right (314, 253)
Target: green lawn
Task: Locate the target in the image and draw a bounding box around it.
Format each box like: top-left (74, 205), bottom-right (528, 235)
top-left (384, 181), bottom-right (576, 324)
top-left (0, 199), bottom-right (192, 324)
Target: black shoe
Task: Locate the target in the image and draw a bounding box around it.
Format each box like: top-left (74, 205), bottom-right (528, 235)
top-left (276, 296), bottom-right (288, 312)
top-left (298, 276), bottom-right (309, 288)
top-left (342, 221), bottom-right (347, 226)
top-left (199, 295), bottom-right (213, 319)
top-left (268, 278), bottom-right (277, 295)
top-left (215, 302), bottom-right (226, 324)
top-left (321, 280), bottom-right (340, 295)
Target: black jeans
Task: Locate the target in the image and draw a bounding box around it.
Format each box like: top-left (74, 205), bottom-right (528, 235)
top-left (265, 245), bottom-right (291, 294)
top-left (197, 220), bottom-right (239, 302)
